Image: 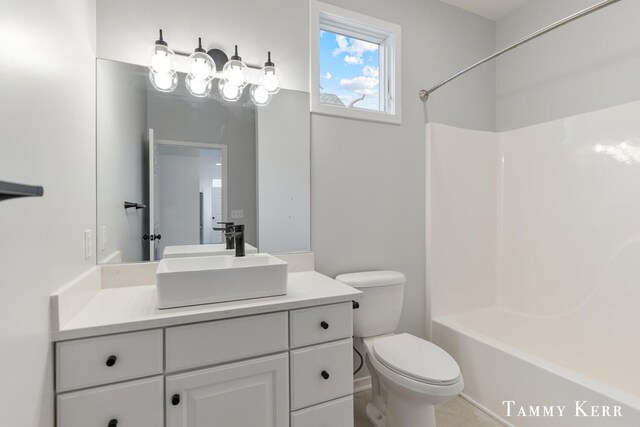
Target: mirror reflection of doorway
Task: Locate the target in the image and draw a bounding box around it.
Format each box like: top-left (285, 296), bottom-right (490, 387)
top-left (152, 139), bottom-right (227, 259)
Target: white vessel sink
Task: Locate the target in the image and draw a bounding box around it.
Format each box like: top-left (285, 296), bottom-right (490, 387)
top-left (163, 243), bottom-right (258, 259)
top-left (156, 253), bottom-right (288, 309)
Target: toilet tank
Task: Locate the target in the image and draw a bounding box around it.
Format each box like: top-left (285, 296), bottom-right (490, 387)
top-left (335, 271), bottom-right (405, 338)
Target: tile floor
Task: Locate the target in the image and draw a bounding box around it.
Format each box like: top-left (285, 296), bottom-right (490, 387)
top-left (354, 390), bottom-right (506, 427)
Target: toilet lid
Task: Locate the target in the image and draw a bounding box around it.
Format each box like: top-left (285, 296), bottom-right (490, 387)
top-left (373, 334), bottom-right (461, 385)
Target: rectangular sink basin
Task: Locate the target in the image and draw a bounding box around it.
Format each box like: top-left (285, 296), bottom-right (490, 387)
top-left (163, 243), bottom-right (258, 259)
top-left (156, 253), bottom-right (288, 309)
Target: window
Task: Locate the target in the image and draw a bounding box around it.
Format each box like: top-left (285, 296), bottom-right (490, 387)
top-left (310, 1), bottom-right (401, 124)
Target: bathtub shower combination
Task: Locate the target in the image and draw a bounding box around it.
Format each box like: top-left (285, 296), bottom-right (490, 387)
top-left (427, 100), bottom-right (640, 426)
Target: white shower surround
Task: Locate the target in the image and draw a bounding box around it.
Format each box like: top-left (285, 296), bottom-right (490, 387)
top-left (427, 100), bottom-right (640, 425)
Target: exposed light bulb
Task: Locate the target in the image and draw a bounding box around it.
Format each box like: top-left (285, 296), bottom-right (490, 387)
top-left (250, 84), bottom-right (271, 106)
top-left (226, 64), bottom-right (246, 87)
top-left (187, 38), bottom-right (216, 81)
top-left (218, 79), bottom-right (242, 102)
top-left (149, 70), bottom-right (178, 92)
top-left (222, 45), bottom-right (248, 90)
top-left (147, 30), bottom-right (177, 93)
top-left (150, 50), bottom-right (172, 73)
top-left (186, 74), bottom-right (212, 97)
top-left (262, 70), bottom-right (280, 93)
top-left (259, 52), bottom-right (281, 94)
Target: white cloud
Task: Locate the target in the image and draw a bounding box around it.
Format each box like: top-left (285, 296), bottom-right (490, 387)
top-left (322, 72), bottom-right (332, 79)
top-left (339, 76), bottom-right (379, 95)
top-left (333, 35), bottom-right (378, 65)
top-left (362, 66), bottom-right (379, 77)
top-left (344, 55), bottom-right (363, 65)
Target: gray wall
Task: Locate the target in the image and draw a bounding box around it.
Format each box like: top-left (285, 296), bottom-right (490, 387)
top-left (97, 60), bottom-right (148, 263)
top-left (148, 85), bottom-right (258, 245)
top-left (0, 1), bottom-right (96, 426)
top-left (96, 0), bottom-right (496, 365)
top-left (496, 0), bottom-right (640, 131)
top-left (256, 91), bottom-right (311, 254)
top-left (312, 0), bottom-right (495, 343)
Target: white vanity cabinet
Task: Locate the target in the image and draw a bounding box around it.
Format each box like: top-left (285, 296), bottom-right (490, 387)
top-left (55, 301), bottom-right (355, 427)
top-left (166, 354), bottom-right (289, 427)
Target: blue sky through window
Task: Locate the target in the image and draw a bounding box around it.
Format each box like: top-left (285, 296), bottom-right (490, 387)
top-left (319, 30), bottom-right (380, 111)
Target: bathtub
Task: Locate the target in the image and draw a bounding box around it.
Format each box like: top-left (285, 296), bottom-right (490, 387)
top-left (432, 307), bottom-right (640, 427)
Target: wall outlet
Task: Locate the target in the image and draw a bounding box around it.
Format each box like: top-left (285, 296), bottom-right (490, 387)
top-left (231, 209), bottom-right (244, 219)
top-left (84, 230), bottom-right (92, 259)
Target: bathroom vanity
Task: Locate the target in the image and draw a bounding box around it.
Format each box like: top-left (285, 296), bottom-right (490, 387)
top-left (51, 258), bottom-right (361, 427)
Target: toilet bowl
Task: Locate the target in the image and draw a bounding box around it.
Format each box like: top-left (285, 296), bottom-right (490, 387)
top-left (335, 271), bottom-right (463, 427)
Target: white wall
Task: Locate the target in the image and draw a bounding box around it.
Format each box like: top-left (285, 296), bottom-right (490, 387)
top-left (97, 60), bottom-right (148, 263)
top-left (257, 91), bottom-right (311, 254)
top-left (312, 0), bottom-right (496, 342)
top-left (0, 1), bottom-right (96, 426)
top-left (496, 0), bottom-right (640, 131)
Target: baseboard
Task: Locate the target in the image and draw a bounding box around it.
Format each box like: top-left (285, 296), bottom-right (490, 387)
top-left (354, 376), bottom-right (372, 393)
top-left (459, 393), bottom-right (513, 427)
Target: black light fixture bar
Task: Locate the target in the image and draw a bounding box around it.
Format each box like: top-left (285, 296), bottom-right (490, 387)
top-left (0, 180), bottom-right (44, 202)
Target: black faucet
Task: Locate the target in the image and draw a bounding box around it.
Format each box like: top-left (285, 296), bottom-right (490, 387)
top-left (213, 222), bottom-right (235, 249)
top-left (225, 224), bottom-right (245, 257)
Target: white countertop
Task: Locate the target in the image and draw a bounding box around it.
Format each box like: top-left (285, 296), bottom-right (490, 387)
top-left (53, 271), bottom-right (361, 342)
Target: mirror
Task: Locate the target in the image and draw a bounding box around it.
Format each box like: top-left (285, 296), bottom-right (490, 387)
top-left (96, 59), bottom-right (310, 264)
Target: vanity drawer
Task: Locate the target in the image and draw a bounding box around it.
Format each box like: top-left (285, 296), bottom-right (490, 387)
top-left (57, 376), bottom-right (163, 427)
top-left (290, 338), bottom-right (353, 410)
top-left (290, 302), bottom-right (352, 348)
top-left (166, 311), bottom-right (289, 372)
top-left (56, 329), bottom-right (163, 392)
top-left (291, 395), bottom-right (354, 427)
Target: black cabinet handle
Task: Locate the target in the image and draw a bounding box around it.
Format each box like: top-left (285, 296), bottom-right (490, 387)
top-left (321, 370), bottom-right (330, 380)
top-left (108, 420), bottom-right (118, 427)
top-left (172, 394), bottom-right (181, 406)
top-left (320, 321), bottom-right (329, 330)
top-left (352, 301), bottom-right (360, 309)
top-left (105, 355), bottom-right (117, 367)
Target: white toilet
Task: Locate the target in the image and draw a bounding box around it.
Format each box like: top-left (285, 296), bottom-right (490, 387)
top-left (335, 271), bottom-right (463, 427)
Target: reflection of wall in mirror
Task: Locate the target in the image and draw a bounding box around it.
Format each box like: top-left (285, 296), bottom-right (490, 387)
top-left (147, 85), bottom-right (257, 246)
top-left (97, 60), bottom-right (149, 263)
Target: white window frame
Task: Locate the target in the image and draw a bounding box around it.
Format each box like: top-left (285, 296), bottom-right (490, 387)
top-left (310, 1), bottom-right (401, 125)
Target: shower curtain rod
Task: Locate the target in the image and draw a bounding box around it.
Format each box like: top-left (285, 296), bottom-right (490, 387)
top-left (418, 0), bottom-right (623, 102)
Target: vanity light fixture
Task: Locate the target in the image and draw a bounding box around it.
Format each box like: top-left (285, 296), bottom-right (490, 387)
top-left (185, 37), bottom-right (215, 97)
top-left (259, 52), bottom-right (281, 94)
top-left (146, 32), bottom-right (283, 106)
top-left (147, 29), bottom-right (178, 92)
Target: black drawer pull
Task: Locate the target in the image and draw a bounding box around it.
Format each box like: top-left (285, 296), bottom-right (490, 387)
top-left (352, 301), bottom-right (360, 309)
top-left (108, 420), bottom-right (118, 427)
top-left (320, 321), bottom-right (329, 330)
top-left (105, 355), bottom-right (117, 367)
top-left (321, 370), bottom-right (330, 380)
top-left (172, 394), bottom-right (181, 406)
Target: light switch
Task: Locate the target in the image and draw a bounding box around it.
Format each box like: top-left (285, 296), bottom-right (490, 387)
top-left (231, 209), bottom-right (244, 219)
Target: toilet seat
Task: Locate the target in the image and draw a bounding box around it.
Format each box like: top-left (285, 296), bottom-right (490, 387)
top-left (373, 333), bottom-right (461, 386)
